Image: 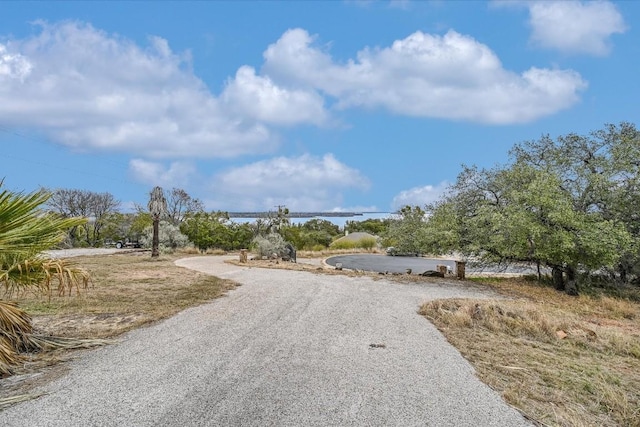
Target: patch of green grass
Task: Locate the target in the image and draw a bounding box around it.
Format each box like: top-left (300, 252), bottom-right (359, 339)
top-left (329, 237), bottom-right (377, 250)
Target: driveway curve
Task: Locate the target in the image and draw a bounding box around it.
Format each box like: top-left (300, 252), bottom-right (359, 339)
top-left (1, 256), bottom-right (530, 426)
top-left (326, 254), bottom-right (457, 274)
top-left (326, 254), bottom-right (540, 276)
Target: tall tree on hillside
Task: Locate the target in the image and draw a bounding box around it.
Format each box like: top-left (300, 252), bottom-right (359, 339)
top-left (148, 186), bottom-right (167, 258)
top-left (0, 183), bottom-right (90, 375)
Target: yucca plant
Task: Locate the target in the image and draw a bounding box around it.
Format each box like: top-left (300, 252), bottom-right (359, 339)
top-left (148, 186), bottom-right (167, 258)
top-left (0, 182), bottom-right (90, 376)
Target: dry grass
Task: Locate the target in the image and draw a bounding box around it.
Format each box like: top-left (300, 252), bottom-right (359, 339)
top-left (2, 252), bottom-right (236, 378)
top-left (4, 250), bottom-right (639, 426)
top-left (420, 278), bottom-right (640, 427)
top-left (229, 253), bottom-right (640, 426)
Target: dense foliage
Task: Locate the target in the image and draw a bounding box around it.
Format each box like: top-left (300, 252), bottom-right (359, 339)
top-left (382, 206), bottom-right (429, 255)
top-left (180, 211), bottom-right (253, 252)
top-left (345, 218), bottom-right (391, 236)
top-left (281, 219), bottom-right (342, 250)
top-left (387, 123), bottom-right (639, 294)
top-left (1, 184), bottom-right (89, 374)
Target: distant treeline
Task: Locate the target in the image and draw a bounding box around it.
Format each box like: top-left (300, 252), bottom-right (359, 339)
top-left (228, 212), bottom-right (365, 218)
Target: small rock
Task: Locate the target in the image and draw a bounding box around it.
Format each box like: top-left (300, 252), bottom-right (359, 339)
top-left (420, 270), bottom-right (445, 278)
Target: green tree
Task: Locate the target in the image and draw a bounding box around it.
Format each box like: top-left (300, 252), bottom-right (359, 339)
top-left (228, 222), bottom-right (254, 250)
top-left (280, 225), bottom-right (304, 250)
top-left (425, 157), bottom-right (631, 294)
top-left (1, 184), bottom-right (89, 375)
top-left (345, 218), bottom-right (390, 236)
top-left (130, 211), bottom-right (152, 239)
top-left (180, 211), bottom-right (235, 252)
top-left (300, 219), bottom-right (341, 248)
top-left (383, 206), bottom-right (429, 255)
top-left (510, 122), bottom-right (640, 283)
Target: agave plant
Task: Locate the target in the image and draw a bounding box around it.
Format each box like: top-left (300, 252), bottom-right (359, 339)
top-left (0, 183), bottom-right (89, 376)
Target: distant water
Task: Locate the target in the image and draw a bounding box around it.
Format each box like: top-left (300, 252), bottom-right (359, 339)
top-left (230, 212), bottom-right (395, 228)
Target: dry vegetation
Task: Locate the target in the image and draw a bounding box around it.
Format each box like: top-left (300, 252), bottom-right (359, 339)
top-left (1, 251), bottom-right (236, 401)
top-left (3, 250), bottom-right (639, 427)
top-left (420, 278), bottom-right (640, 427)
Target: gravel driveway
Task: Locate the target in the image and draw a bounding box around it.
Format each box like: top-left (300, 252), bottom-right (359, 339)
top-left (1, 256), bottom-right (530, 426)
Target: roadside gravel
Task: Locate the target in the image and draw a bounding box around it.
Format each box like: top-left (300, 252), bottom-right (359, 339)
top-left (0, 256), bottom-right (530, 426)
top-left (44, 248), bottom-right (125, 258)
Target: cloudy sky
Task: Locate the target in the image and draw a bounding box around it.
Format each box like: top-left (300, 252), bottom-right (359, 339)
top-left (1, 1), bottom-right (637, 212)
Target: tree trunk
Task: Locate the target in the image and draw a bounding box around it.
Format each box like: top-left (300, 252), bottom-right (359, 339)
top-left (619, 265), bottom-right (627, 284)
top-left (552, 267), bottom-right (564, 291)
top-left (152, 218), bottom-right (159, 258)
top-left (565, 266), bottom-right (579, 296)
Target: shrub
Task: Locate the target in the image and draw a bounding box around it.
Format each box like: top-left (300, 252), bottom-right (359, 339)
top-left (330, 240), bottom-right (357, 250)
top-left (359, 237), bottom-right (377, 250)
top-left (252, 233), bottom-right (288, 258)
top-left (330, 237), bottom-right (378, 250)
top-left (140, 221), bottom-right (189, 252)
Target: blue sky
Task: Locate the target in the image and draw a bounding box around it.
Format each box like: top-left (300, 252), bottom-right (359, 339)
top-left (1, 1), bottom-right (637, 213)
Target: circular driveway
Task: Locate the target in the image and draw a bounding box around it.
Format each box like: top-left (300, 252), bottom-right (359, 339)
top-left (326, 254), bottom-right (541, 276)
top-left (326, 254), bottom-right (455, 274)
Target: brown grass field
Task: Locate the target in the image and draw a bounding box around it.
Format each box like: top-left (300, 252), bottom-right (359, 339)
top-left (1, 251), bottom-right (236, 402)
top-left (2, 251), bottom-right (639, 426)
top-left (420, 278), bottom-right (640, 427)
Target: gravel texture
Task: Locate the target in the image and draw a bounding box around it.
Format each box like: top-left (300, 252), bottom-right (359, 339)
top-left (0, 256), bottom-right (531, 426)
top-left (44, 248), bottom-right (127, 258)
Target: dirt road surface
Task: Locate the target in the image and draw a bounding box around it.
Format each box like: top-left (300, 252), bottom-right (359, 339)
top-left (0, 256), bottom-right (530, 426)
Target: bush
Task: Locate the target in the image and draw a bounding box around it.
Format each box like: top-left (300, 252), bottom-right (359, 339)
top-left (140, 221), bottom-right (190, 252)
top-left (359, 237), bottom-right (377, 250)
top-left (252, 233), bottom-right (288, 258)
top-left (330, 237), bottom-right (378, 250)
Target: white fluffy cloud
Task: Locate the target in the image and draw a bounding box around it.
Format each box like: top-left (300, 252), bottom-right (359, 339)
top-left (205, 154), bottom-right (370, 211)
top-left (262, 28), bottom-right (587, 124)
top-left (221, 66), bottom-right (329, 126)
top-left (128, 159), bottom-right (197, 188)
top-left (0, 20), bottom-right (590, 161)
top-left (391, 182), bottom-right (449, 210)
top-left (0, 21), bottom-right (328, 158)
top-left (0, 44), bottom-right (31, 80)
top-left (527, 1), bottom-right (627, 55)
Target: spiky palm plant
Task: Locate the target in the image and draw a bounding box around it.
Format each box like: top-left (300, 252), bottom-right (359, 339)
top-left (0, 183), bottom-right (89, 376)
